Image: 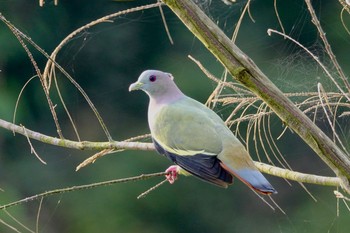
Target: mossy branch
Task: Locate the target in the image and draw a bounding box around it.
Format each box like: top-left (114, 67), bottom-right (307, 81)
top-left (0, 119), bottom-right (342, 189)
top-left (162, 0), bottom-right (350, 193)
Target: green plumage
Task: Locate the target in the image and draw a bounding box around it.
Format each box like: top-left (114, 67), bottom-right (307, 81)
top-left (151, 96), bottom-right (223, 156)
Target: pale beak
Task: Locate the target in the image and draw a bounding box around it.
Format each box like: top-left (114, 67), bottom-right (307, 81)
top-left (129, 82), bottom-right (144, 92)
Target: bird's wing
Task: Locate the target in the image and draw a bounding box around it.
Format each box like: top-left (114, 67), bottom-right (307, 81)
top-left (153, 139), bottom-right (232, 187)
top-left (151, 97), bottom-right (224, 156)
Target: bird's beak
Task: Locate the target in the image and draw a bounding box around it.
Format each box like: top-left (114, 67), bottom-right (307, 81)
top-left (129, 82), bottom-right (143, 92)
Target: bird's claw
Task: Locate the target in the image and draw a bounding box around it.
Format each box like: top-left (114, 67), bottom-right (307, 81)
top-left (165, 165), bottom-right (179, 184)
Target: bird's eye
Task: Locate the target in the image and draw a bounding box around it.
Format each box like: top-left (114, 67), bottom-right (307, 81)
top-left (149, 75), bottom-right (156, 82)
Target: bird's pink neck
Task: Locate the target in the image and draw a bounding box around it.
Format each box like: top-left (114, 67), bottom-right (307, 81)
top-left (148, 86), bottom-right (184, 105)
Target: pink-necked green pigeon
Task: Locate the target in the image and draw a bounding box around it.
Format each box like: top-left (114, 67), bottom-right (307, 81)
top-left (129, 70), bottom-right (277, 195)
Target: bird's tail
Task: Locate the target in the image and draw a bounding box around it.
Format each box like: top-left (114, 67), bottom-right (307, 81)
top-left (220, 162), bottom-right (277, 195)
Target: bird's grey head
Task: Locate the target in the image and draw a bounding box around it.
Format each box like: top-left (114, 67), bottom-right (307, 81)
top-left (129, 70), bottom-right (183, 100)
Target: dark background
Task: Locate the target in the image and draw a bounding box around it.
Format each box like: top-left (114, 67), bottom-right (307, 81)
top-left (0, 0), bottom-right (349, 232)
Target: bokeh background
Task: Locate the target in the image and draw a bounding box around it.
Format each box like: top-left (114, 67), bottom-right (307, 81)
top-left (0, 0), bottom-right (349, 232)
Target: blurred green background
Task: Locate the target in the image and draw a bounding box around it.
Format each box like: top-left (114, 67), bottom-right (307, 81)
top-left (0, 0), bottom-right (349, 232)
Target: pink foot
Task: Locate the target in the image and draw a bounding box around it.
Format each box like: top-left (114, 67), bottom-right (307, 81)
top-left (165, 165), bottom-right (180, 184)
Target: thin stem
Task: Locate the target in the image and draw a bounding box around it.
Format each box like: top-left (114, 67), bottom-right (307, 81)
top-left (305, 0), bottom-right (350, 92)
top-left (0, 14), bottom-right (64, 139)
top-left (0, 172), bottom-right (168, 210)
top-left (267, 29), bottom-right (350, 102)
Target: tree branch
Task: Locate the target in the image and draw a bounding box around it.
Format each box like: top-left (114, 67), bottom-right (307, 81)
top-left (0, 171), bottom-right (168, 210)
top-left (162, 0), bottom-right (350, 193)
top-left (254, 162), bottom-right (340, 187)
top-left (0, 119), bottom-right (342, 188)
top-left (0, 119), bottom-right (153, 151)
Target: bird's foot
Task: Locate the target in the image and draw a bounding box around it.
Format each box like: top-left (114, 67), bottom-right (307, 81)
top-left (165, 165), bottom-right (180, 184)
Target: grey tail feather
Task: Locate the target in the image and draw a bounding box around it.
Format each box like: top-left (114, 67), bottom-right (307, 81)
top-left (220, 163), bottom-right (277, 195)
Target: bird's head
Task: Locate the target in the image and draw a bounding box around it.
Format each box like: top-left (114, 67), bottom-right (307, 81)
top-left (129, 70), bottom-right (182, 99)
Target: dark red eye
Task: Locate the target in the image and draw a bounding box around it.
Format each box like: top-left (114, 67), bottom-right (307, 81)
top-left (149, 75), bottom-right (156, 82)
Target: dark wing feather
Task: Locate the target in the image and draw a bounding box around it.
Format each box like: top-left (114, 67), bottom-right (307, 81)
top-left (153, 139), bottom-right (233, 187)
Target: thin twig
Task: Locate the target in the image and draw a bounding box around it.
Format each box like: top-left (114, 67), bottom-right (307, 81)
top-left (339, 0), bottom-right (350, 15)
top-left (267, 28), bottom-right (350, 103)
top-left (317, 83), bottom-right (348, 153)
top-left (0, 172), bottom-right (168, 210)
top-left (0, 14), bottom-right (64, 139)
top-left (0, 218), bottom-right (21, 233)
top-left (3, 209), bottom-right (35, 233)
top-left (42, 2), bottom-right (162, 88)
top-left (334, 190), bottom-right (350, 212)
top-left (76, 149), bottom-right (115, 171)
top-left (158, 0), bottom-right (174, 45)
top-left (137, 179), bottom-right (169, 199)
top-left (3, 13), bottom-right (113, 141)
top-left (36, 197), bottom-right (43, 233)
top-left (21, 125), bottom-right (47, 164)
top-left (188, 55), bottom-right (251, 95)
top-left (268, 195), bottom-right (286, 215)
top-left (251, 190), bottom-right (276, 211)
top-left (3, 4), bottom-right (162, 143)
top-left (273, 0), bottom-right (286, 38)
top-left (13, 75), bottom-right (37, 129)
top-left (76, 134), bottom-right (152, 170)
top-left (232, 0), bottom-right (253, 42)
top-left (334, 190), bottom-right (350, 201)
top-left (53, 71), bottom-right (81, 141)
top-left (305, 0), bottom-right (350, 92)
